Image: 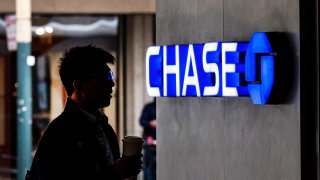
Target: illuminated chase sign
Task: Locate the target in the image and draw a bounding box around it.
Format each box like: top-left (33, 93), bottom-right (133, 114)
top-left (146, 32), bottom-right (276, 104)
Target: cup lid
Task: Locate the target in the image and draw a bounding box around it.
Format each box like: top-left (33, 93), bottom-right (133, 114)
top-left (122, 136), bottom-right (144, 143)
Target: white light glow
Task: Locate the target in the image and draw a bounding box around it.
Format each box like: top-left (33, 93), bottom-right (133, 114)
top-left (1, 17), bottom-right (119, 37)
top-left (45, 26), bottom-right (53, 33)
top-left (35, 27), bottom-right (45, 35)
top-left (27, 56), bottom-right (35, 66)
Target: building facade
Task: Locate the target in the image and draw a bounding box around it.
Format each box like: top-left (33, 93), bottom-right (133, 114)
top-left (156, 0), bottom-right (319, 179)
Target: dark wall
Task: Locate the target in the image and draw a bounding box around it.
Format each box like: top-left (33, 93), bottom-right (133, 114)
top-left (300, 0), bottom-right (319, 179)
top-left (156, 0), bottom-right (305, 179)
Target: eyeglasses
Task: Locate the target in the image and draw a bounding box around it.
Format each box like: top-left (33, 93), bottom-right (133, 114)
top-left (107, 71), bottom-right (114, 81)
top-left (88, 71), bottom-right (114, 82)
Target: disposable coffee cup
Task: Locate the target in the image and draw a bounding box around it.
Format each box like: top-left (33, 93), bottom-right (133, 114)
top-left (122, 136), bottom-right (144, 156)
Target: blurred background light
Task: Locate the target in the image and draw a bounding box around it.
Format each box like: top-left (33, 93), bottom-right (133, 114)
top-left (0, 16), bottom-right (118, 37)
top-left (26, 55), bottom-right (35, 66)
top-left (35, 27), bottom-right (45, 35)
top-left (45, 26), bottom-right (53, 33)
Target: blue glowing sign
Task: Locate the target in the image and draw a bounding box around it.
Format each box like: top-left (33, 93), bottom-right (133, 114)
top-left (146, 32), bottom-right (275, 104)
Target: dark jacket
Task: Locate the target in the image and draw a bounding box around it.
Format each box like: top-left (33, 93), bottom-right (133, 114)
top-left (139, 101), bottom-right (156, 139)
top-left (28, 99), bottom-right (121, 180)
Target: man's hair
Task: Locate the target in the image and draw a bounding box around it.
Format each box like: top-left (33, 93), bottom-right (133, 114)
top-left (59, 44), bottom-right (115, 96)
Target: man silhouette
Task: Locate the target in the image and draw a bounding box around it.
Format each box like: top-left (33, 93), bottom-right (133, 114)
top-left (27, 45), bottom-right (142, 180)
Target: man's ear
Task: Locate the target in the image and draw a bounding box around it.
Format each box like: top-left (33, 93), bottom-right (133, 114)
top-left (73, 80), bottom-right (83, 91)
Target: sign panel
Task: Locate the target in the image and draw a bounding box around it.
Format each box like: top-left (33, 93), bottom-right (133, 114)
top-left (146, 32), bottom-right (275, 104)
top-left (5, 15), bottom-right (17, 51)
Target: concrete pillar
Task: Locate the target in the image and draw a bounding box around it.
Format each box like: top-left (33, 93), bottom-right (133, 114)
top-left (16, 0), bottom-right (32, 179)
top-left (125, 15), bottom-right (154, 137)
top-left (155, 0), bottom-right (311, 179)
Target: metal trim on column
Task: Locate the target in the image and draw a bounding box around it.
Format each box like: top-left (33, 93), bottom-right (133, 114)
top-left (16, 0), bottom-right (32, 179)
top-left (16, 43), bottom-right (32, 180)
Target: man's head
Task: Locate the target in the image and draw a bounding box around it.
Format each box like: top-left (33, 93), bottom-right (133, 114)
top-left (59, 44), bottom-right (115, 110)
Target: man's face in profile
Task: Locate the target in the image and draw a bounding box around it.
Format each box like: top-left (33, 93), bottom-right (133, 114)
top-left (81, 65), bottom-right (115, 109)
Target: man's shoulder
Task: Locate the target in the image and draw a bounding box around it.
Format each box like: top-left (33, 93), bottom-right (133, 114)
top-left (41, 114), bottom-right (69, 140)
top-left (145, 102), bottom-right (155, 108)
top-left (39, 112), bottom-right (93, 148)
top-left (47, 112), bottom-right (70, 128)
top-left (46, 110), bottom-right (95, 139)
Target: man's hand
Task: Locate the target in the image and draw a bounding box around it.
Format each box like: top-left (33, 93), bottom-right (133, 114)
top-left (112, 154), bottom-right (143, 179)
top-left (150, 120), bottom-right (157, 129)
